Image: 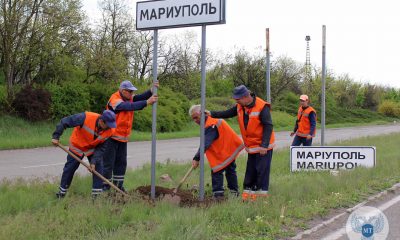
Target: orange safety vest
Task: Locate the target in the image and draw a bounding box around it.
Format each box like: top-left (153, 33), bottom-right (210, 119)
top-left (205, 117), bottom-right (245, 173)
top-left (237, 97), bottom-right (275, 154)
top-left (296, 106), bottom-right (317, 137)
top-left (106, 91), bottom-right (134, 142)
top-left (69, 112), bottom-right (114, 157)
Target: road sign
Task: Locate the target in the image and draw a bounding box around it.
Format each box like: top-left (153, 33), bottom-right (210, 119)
top-left (290, 146), bottom-right (376, 172)
top-left (136, 0), bottom-right (226, 30)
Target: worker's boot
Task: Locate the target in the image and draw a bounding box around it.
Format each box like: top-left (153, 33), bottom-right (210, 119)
top-left (251, 191), bottom-right (269, 202)
top-left (242, 190), bottom-right (251, 201)
top-left (56, 191), bottom-right (66, 199)
top-left (119, 186), bottom-right (127, 193)
top-left (229, 190), bottom-right (239, 197)
top-left (257, 190), bottom-right (269, 199)
top-left (56, 186), bottom-right (67, 199)
top-left (249, 192), bottom-right (257, 202)
top-left (213, 194), bottom-right (225, 202)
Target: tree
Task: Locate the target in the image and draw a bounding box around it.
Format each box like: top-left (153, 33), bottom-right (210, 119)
top-left (0, 0), bottom-right (88, 101)
top-left (129, 30), bottom-right (152, 82)
top-left (85, 0), bottom-right (132, 82)
top-left (227, 49), bottom-right (265, 97)
top-left (158, 31), bottom-right (203, 99)
top-left (0, 0), bottom-right (44, 100)
top-left (270, 56), bottom-right (302, 100)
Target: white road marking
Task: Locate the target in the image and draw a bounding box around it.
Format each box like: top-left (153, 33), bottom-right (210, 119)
top-left (21, 163), bottom-right (65, 169)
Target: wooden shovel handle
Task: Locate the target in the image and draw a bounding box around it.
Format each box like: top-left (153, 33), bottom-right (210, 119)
top-left (173, 166), bottom-right (194, 193)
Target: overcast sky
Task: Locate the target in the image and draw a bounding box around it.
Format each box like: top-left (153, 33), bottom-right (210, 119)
top-left (83, 0), bottom-right (400, 88)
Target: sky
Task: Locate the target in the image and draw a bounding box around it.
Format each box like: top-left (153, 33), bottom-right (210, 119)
top-left (82, 0), bottom-right (400, 88)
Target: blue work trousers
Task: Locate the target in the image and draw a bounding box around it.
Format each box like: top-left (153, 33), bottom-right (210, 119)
top-left (243, 150), bottom-right (273, 191)
top-left (211, 161), bottom-right (239, 197)
top-left (59, 153), bottom-right (103, 195)
top-left (291, 135), bottom-right (313, 146)
top-left (102, 138), bottom-right (127, 190)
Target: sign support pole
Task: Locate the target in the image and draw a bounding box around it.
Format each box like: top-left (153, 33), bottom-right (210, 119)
top-left (151, 29), bottom-right (158, 200)
top-left (199, 25), bottom-right (207, 201)
top-left (136, 0), bottom-right (225, 201)
top-left (265, 28), bottom-right (271, 103)
top-left (321, 25), bottom-right (326, 146)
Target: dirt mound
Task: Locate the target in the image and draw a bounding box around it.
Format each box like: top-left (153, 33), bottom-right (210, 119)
top-left (134, 185), bottom-right (218, 207)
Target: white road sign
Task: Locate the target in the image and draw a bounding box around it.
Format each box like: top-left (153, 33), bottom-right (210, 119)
top-left (290, 146), bottom-right (376, 172)
top-left (136, 0), bottom-right (226, 30)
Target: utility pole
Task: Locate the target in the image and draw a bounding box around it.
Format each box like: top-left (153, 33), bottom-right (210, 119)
top-left (305, 35), bottom-right (311, 82)
top-left (265, 28), bottom-right (271, 102)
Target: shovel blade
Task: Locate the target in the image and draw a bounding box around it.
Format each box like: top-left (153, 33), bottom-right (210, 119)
top-left (163, 194), bottom-right (181, 205)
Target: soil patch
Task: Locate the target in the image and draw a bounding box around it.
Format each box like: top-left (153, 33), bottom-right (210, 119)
top-left (134, 185), bottom-right (219, 207)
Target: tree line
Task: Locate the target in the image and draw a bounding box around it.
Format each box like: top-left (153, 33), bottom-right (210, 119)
top-left (1, 0), bottom-right (399, 123)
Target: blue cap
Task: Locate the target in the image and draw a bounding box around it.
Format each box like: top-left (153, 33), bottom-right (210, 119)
top-left (100, 110), bottom-right (116, 128)
top-left (119, 80), bottom-right (137, 91)
top-left (232, 85), bottom-right (250, 99)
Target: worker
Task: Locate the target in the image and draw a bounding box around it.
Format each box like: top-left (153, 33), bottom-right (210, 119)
top-left (52, 110), bottom-right (116, 198)
top-left (209, 85), bottom-right (275, 201)
top-left (103, 80), bottom-right (158, 192)
top-left (290, 94), bottom-right (317, 146)
top-left (190, 105), bottom-right (244, 199)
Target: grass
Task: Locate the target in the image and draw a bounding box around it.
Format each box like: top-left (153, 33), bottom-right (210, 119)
top-left (0, 133), bottom-right (399, 239)
top-left (0, 112), bottom-right (397, 150)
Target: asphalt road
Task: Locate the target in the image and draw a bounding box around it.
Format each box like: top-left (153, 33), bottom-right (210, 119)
top-left (0, 124), bottom-right (399, 180)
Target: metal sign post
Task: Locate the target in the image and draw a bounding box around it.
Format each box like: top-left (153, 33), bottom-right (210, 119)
top-left (321, 25), bottom-right (326, 146)
top-left (265, 28), bottom-right (271, 103)
top-left (199, 25), bottom-right (207, 201)
top-left (151, 29), bottom-right (158, 199)
top-left (136, 0), bottom-right (226, 201)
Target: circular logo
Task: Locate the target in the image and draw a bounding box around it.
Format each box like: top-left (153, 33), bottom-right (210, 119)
top-left (346, 206), bottom-right (389, 239)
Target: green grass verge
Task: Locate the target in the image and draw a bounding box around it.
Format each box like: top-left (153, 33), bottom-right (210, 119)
top-left (1, 133), bottom-right (399, 239)
top-left (0, 112), bottom-right (396, 150)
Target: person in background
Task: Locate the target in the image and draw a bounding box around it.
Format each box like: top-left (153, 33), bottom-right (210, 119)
top-left (290, 95), bottom-right (317, 146)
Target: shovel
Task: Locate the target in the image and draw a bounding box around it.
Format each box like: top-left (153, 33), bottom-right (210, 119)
top-left (57, 143), bottom-right (129, 198)
top-left (163, 166), bottom-right (194, 205)
top-left (173, 165), bottom-right (194, 194)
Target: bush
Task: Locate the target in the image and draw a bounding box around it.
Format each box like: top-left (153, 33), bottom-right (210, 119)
top-left (46, 81), bottom-right (91, 119)
top-left (206, 78), bottom-right (234, 97)
top-left (133, 87), bottom-right (191, 132)
top-left (274, 91), bottom-right (299, 115)
top-left (200, 97), bottom-right (236, 111)
top-left (378, 100), bottom-right (400, 118)
top-left (12, 85), bottom-right (51, 121)
top-left (88, 81), bottom-right (117, 114)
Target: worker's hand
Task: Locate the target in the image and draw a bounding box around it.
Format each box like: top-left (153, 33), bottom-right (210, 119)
top-left (306, 135), bottom-right (312, 140)
top-left (192, 160), bottom-right (199, 169)
top-left (51, 139), bottom-right (59, 146)
top-left (89, 164), bottom-right (96, 173)
top-left (151, 82), bottom-right (159, 93)
top-left (146, 95), bottom-right (158, 105)
top-left (290, 132), bottom-right (295, 137)
top-left (259, 147), bottom-right (269, 156)
top-left (204, 110), bottom-right (211, 116)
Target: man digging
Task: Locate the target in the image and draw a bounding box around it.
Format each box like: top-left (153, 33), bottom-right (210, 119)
top-left (190, 104), bottom-right (244, 200)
